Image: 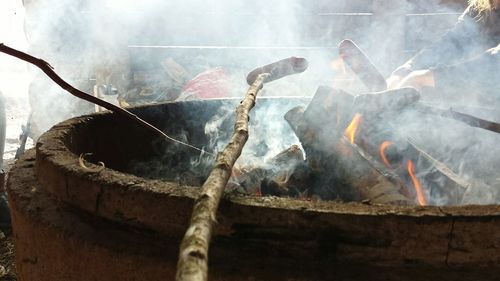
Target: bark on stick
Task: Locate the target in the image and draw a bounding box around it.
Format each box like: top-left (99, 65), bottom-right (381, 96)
top-left (176, 73), bottom-right (269, 281)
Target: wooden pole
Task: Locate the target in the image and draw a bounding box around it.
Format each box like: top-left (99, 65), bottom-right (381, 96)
top-left (176, 73), bottom-right (269, 281)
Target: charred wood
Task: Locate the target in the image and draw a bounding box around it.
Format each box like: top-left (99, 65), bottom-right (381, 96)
top-left (231, 145), bottom-right (312, 198)
top-left (285, 86), bottom-right (413, 204)
top-left (405, 138), bottom-right (496, 205)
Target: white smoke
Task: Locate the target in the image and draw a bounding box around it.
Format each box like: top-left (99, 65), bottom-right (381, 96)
top-left (3, 0), bottom-right (499, 205)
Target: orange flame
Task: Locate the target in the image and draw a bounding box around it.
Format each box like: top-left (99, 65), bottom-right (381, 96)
top-left (255, 189), bottom-right (262, 197)
top-left (379, 141), bottom-right (394, 168)
top-left (344, 113), bottom-right (362, 144)
top-left (407, 160), bottom-right (427, 206)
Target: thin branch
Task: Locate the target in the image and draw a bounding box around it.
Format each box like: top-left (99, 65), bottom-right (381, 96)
top-left (415, 103), bottom-right (500, 135)
top-left (0, 43), bottom-right (210, 155)
top-left (175, 73), bottom-right (269, 281)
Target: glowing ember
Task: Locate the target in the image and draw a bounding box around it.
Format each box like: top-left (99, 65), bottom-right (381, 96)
top-left (379, 141), bottom-right (394, 168)
top-left (407, 160), bottom-right (427, 206)
top-left (344, 113), bottom-right (362, 144)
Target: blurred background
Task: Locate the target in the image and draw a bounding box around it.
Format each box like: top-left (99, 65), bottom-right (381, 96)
top-left (0, 0), bottom-right (467, 167)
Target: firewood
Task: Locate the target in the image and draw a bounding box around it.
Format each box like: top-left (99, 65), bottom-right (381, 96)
top-left (261, 145), bottom-right (311, 197)
top-left (230, 166), bottom-right (267, 195)
top-left (312, 137), bottom-right (412, 204)
top-left (338, 39), bottom-right (500, 135)
top-left (338, 39), bottom-right (387, 91)
top-left (270, 144), bottom-right (304, 163)
top-left (283, 106), bottom-right (304, 133)
top-left (405, 138), bottom-right (496, 205)
top-left (295, 86), bottom-right (477, 205)
top-left (353, 87), bottom-right (421, 117)
top-left (230, 145), bottom-right (310, 198)
top-left (303, 86), bottom-right (354, 130)
top-left (284, 86), bottom-right (413, 204)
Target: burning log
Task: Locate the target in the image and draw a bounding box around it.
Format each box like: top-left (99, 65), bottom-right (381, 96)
top-left (336, 38), bottom-right (500, 204)
top-left (285, 86), bottom-right (413, 204)
top-left (285, 84), bottom-right (487, 206)
top-left (404, 138), bottom-right (496, 205)
top-left (339, 39), bottom-right (500, 135)
top-left (176, 57), bottom-right (309, 281)
top-left (345, 100), bottom-right (496, 205)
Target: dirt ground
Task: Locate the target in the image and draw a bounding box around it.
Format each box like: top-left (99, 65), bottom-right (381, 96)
top-left (0, 231), bottom-right (15, 281)
top-left (0, 96), bottom-right (31, 281)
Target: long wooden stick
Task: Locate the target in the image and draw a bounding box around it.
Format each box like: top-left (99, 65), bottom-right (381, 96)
top-left (0, 43), bottom-right (208, 155)
top-left (414, 103), bottom-right (500, 135)
top-left (176, 73), bottom-right (269, 281)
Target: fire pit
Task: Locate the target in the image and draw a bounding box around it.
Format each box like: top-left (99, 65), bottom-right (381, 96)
top-left (7, 98), bottom-right (500, 280)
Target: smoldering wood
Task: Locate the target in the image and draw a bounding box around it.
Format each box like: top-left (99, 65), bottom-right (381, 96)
top-left (0, 43), bottom-right (209, 156)
top-left (337, 36), bottom-right (500, 137)
top-left (269, 144), bottom-right (305, 164)
top-left (341, 88), bottom-right (421, 163)
top-left (344, 95), bottom-right (477, 205)
top-left (324, 137), bottom-right (412, 204)
top-left (338, 37), bottom-right (500, 135)
top-left (404, 138), bottom-right (495, 205)
top-left (361, 96), bottom-right (500, 204)
top-left (349, 138), bottom-right (408, 190)
top-left (261, 145), bottom-right (312, 198)
top-left (232, 166), bottom-right (267, 195)
top-left (343, 108), bottom-right (496, 205)
top-left (230, 145), bottom-right (312, 198)
top-left (176, 73), bottom-right (270, 281)
top-left (285, 86), bottom-right (412, 204)
top-left (291, 85), bottom-right (481, 205)
top-left (347, 98), bottom-right (495, 205)
top-left (303, 85), bottom-right (489, 205)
